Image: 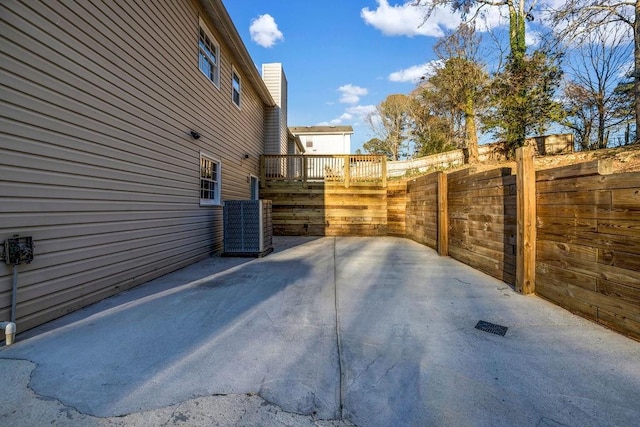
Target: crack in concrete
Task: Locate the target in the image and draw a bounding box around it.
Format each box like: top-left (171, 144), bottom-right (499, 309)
top-left (333, 237), bottom-right (346, 420)
top-left (1, 357), bottom-right (354, 425)
top-left (374, 362), bottom-right (398, 385)
top-left (347, 353), bottom-right (383, 387)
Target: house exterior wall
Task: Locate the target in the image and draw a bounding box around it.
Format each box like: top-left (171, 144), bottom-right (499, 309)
top-left (262, 63), bottom-right (288, 155)
top-left (297, 133), bottom-right (351, 154)
top-left (289, 127), bottom-right (353, 154)
top-left (0, 0), bottom-right (271, 332)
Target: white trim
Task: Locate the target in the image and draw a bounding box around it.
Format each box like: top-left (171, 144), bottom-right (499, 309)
top-left (249, 174), bottom-right (259, 200)
top-left (198, 17), bottom-right (220, 89)
top-left (199, 152), bottom-right (222, 206)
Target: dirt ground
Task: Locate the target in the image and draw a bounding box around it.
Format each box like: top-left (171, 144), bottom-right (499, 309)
top-left (465, 143), bottom-right (640, 174)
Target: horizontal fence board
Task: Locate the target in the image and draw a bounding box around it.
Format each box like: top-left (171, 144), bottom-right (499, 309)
top-left (597, 279), bottom-right (640, 305)
top-left (536, 263), bottom-right (598, 291)
top-left (537, 240), bottom-right (640, 288)
top-left (536, 173), bottom-right (640, 193)
top-left (537, 190), bottom-right (612, 206)
top-left (262, 181), bottom-right (387, 237)
top-left (597, 308), bottom-right (640, 341)
top-left (448, 246), bottom-right (515, 283)
top-left (612, 188), bottom-right (640, 207)
top-left (536, 280), bottom-right (598, 321)
top-left (597, 220), bottom-right (640, 237)
top-left (536, 159), bottom-right (613, 181)
top-left (598, 249), bottom-right (640, 271)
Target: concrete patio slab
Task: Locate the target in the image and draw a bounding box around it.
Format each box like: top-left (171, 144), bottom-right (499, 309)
top-left (1, 236), bottom-right (639, 426)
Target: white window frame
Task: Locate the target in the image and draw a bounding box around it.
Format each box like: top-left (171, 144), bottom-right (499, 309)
top-left (249, 175), bottom-right (259, 200)
top-left (200, 152), bottom-right (221, 206)
top-left (198, 18), bottom-right (220, 88)
top-left (231, 67), bottom-right (241, 108)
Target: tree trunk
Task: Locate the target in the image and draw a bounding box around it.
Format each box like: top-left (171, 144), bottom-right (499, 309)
top-left (635, 0), bottom-right (640, 142)
top-left (597, 100), bottom-right (606, 148)
top-left (508, 1), bottom-right (527, 155)
top-left (465, 98), bottom-right (479, 164)
top-left (509, 3), bottom-right (526, 64)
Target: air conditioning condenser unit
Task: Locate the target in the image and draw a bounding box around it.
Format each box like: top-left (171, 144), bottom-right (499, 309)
top-left (223, 200), bottom-right (273, 257)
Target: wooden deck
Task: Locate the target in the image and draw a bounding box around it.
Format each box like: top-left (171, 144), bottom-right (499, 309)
top-left (260, 154), bottom-right (387, 188)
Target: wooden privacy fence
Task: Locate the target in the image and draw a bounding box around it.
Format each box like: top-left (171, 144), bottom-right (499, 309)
top-left (403, 147), bottom-right (639, 340)
top-left (260, 154), bottom-right (387, 187)
top-left (260, 181), bottom-right (388, 236)
top-left (535, 159), bottom-right (640, 340)
top-left (260, 147), bottom-right (639, 339)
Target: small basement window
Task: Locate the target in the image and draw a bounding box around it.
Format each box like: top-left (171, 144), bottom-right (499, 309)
top-left (200, 153), bottom-right (221, 205)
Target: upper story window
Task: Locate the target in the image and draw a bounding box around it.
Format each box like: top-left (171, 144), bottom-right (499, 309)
top-left (200, 153), bottom-right (221, 205)
top-left (198, 19), bottom-right (220, 87)
top-left (232, 68), bottom-right (241, 108)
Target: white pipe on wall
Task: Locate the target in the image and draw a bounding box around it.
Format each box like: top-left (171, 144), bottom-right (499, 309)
top-left (0, 321), bottom-right (15, 346)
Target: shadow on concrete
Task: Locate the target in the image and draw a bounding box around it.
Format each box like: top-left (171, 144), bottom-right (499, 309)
top-left (0, 238), bottom-right (341, 419)
top-left (2, 237), bottom-right (639, 427)
top-left (333, 237), bottom-right (640, 426)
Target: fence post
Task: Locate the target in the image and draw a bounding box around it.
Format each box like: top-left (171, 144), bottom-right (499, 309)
top-left (381, 157), bottom-right (387, 188)
top-left (260, 156), bottom-right (266, 188)
top-left (344, 155), bottom-right (351, 188)
top-left (302, 156), bottom-right (308, 188)
top-left (437, 171), bottom-right (448, 256)
top-left (516, 146), bottom-right (536, 294)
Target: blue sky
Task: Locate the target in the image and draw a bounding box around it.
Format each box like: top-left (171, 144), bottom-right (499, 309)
top-left (222, 1), bottom-right (575, 154)
top-left (223, 0), bottom-right (462, 153)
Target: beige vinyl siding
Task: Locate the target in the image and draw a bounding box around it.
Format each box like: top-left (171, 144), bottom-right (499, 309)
top-left (261, 63), bottom-right (288, 155)
top-left (278, 71), bottom-right (289, 155)
top-left (0, 0), bottom-right (267, 332)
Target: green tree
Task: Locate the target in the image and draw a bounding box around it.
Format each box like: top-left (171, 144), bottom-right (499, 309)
top-left (407, 86), bottom-right (456, 156)
top-left (428, 26), bottom-right (488, 162)
top-left (365, 94), bottom-right (412, 160)
top-left (362, 137), bottom-right (393, 158)
top-left (417, 0), bottom-right (532, 66)
top-left (417, 1), bottom-right (562, 155)
top-left (482, 49), bottom-right (564, 157)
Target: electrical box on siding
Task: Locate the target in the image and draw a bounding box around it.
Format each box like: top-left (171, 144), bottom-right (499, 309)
top-left (223, 200), bottom-right (273, 257)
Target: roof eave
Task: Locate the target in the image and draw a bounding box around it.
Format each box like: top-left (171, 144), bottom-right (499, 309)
top-left (198, 0), bottom-right (276, 107)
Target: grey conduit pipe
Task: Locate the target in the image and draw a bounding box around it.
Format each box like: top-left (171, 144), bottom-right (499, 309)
top-left (11, 264), bottom-right (17, 323)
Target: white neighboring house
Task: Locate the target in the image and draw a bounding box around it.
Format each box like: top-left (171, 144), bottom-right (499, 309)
top-left (289, 126), bottom-right (353, 154)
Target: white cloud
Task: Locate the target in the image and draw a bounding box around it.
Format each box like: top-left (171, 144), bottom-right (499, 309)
top-left (320, 105), bottom-right (377, 127)
top-left (347, 105), bottom-right (377, 121)
top-left (249, 14), bottom-right (284, 48)
top-left (362, 1), bottom-right (512, 37)
top-left (473, 5), bottom-right (509, 32)
top-left (361, 0), bottom-right (460, 37)
top-left (526, 30), bottom-right (541, 47)
top-left (388, 60), bottom-right (443, 83)
top-left (338, 84), bottom-right (369, 104)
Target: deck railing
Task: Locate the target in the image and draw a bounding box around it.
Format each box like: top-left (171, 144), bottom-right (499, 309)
top-left (260, 155), bottom-right (387, 187)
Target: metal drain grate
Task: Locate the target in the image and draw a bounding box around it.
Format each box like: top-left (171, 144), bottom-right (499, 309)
top-left (475, 320), bottom-right (508, 336)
